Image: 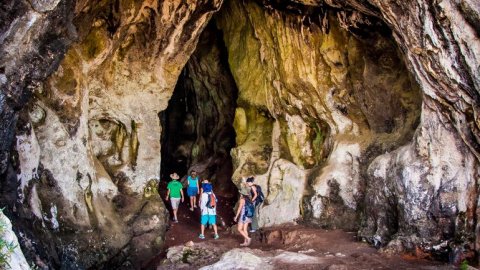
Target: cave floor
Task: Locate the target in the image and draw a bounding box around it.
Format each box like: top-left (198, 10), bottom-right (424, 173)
top-left (145, 183), bottom-right (455, 270)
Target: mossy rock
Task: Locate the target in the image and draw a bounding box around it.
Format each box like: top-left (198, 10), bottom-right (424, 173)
top-left (81, 27), bottom-right (107, 60)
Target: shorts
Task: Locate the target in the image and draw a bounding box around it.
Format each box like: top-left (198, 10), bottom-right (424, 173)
top-left (170, 198), bottom-right (180, 209)
top-left (239, 214), bottom-right (252, 224)
top-left (187, 186), bottom-right (198, 197)
top-left (200, 215), bottom-right (216, 225)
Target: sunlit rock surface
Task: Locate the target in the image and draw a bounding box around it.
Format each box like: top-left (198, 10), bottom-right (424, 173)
top-left (216, 0), bottom-right (420, 230)
top-left (0, 0), bottom-right (479, 267)
top-left (1, 0), bottom-right (222, 268)
top-left (323, 0), bottom-right (480, 259)
top-left (216, 0), bottom-right (480, 260)
top-left (0, 211), bottom-right (30, 270)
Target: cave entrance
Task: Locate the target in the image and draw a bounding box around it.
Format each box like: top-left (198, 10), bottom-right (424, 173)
top-left (159, 23), bottom-right (238, 196)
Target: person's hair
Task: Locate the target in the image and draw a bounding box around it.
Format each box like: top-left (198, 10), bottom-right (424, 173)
top-left (241, 193), bottom-right (250, 199)
top-left (246, 177), bottom-right (254, 183)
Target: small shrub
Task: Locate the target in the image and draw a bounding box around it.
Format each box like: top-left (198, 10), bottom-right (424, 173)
top-left (460, 260), bottom-right (469, 270)
top-left (0, 211), bottom-right (17, 269)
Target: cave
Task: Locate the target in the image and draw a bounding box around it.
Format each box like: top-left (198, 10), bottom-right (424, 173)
top-left (159, 23), bottom-right (238, 196)
top-left (0, 0), bottom-right (479, 269)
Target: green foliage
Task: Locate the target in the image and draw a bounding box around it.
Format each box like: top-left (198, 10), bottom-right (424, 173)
top-left (0, 211), bottom-right (17, 269)
top-left (460, 260), bottom-right (469, 270)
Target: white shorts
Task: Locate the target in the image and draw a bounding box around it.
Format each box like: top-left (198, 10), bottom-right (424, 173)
top-left (170, 198), bottom-right (180, 209)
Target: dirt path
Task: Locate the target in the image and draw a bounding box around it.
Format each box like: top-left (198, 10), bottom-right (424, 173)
top-left (143, 182), bottom-right (238, 268)
top-left (143, 182), bottom-right (455, 270)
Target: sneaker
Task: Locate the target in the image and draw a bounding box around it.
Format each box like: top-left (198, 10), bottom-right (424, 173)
top-left (199, 234), bottom-right (205, 239)
top-left (249, 229), bottom-right (256, 233)
top-left (173, 218), bottom-right (178, 223)
top-left (214, 234), bottom-right (219, 240)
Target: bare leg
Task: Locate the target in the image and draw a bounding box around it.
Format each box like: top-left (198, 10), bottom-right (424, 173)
top-left (193, 196), bottom-right (197, 208)
top-left (243, 223), bottom-right (251, 240)
top-left (245, 223), bottom-right (252, 245)
top-left (201, 224), bottom-right (205, 235)
top-left (173, 208), bottom-right (178, 221)
top-left (237, 223), bottom-right (248, 244)
top-left (189, 196), bottom-right (194, 210)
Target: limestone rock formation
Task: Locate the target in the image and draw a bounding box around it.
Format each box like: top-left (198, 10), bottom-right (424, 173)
top-left (325, 0), bottom-right (480, 260)
top-left (216, 0), bottom-right (420, 229)
top-left (215, 0), bottom-right (479, 261)
top-left (0, 0), bottom-right (76, 176)
top-left (0, 211), bottom-right (30, 270)
top-left (1, 0), bottom-right (222, 268)
top-left (0, 0), bottom-right (479, 267)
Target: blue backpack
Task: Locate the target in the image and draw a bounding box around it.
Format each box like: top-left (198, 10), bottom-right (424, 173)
top-left (244, 199), bottom-right (255, 217)
top-left (250, 185), bottom-right (265, 206)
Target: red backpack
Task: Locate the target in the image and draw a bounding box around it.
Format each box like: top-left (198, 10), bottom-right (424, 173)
top-left (206, 193), bottom-right (217, 209)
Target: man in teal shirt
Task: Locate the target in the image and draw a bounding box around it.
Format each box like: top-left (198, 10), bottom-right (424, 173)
top-left (166, 172), bottom-right (184, 223)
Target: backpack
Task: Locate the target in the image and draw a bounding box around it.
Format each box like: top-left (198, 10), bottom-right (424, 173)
top-left (206, 192), bottom-right (217, 209)
top-left (244, 199), bottom-right (255, 218)
top-left (252, 185), bottom-right (265, 206)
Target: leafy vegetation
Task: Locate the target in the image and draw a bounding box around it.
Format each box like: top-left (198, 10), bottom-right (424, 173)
top-left (460, 260), bottom-right (469, 270)
top-left (0, 210), bottom-right (17, 269)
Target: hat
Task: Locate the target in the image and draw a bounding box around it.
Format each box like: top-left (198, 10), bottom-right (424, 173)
top-left (170, 172), bottom-right (180, 180)
top-left (246, 177), bottom-right (254, 183)
top-left (202, 183), bottom-right (212, 192)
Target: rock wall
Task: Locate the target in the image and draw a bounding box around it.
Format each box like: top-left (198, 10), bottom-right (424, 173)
top-left (0, 0), bottom-right (75, 176)
top-left (216, 0), bottom-right (421, 229)
top-left (0, 0), bottom-right (478, 266)
top-left (321, 0), bottom-right (480, 260)
top-left (1, 0), bottom-right (223, 268)
top-left (216, 0), bottom-right (480, 261)
top-left (0, 211), bottom-right (30, 270)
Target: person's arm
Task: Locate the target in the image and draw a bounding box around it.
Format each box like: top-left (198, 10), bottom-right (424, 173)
top-left (165, 189), bottom-right (170, 201)
top-left (234, 198), bottom-right (244, 222)
top-left (180, 188), bottom-right (184, 202)
top-left (251, 186), bottom-right (258, 202)
top-left (196, 179), bottom-right (200, 191)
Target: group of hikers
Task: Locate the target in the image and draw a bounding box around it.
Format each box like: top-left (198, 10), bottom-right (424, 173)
top-left (165, 170), bottom-right (264, 246)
